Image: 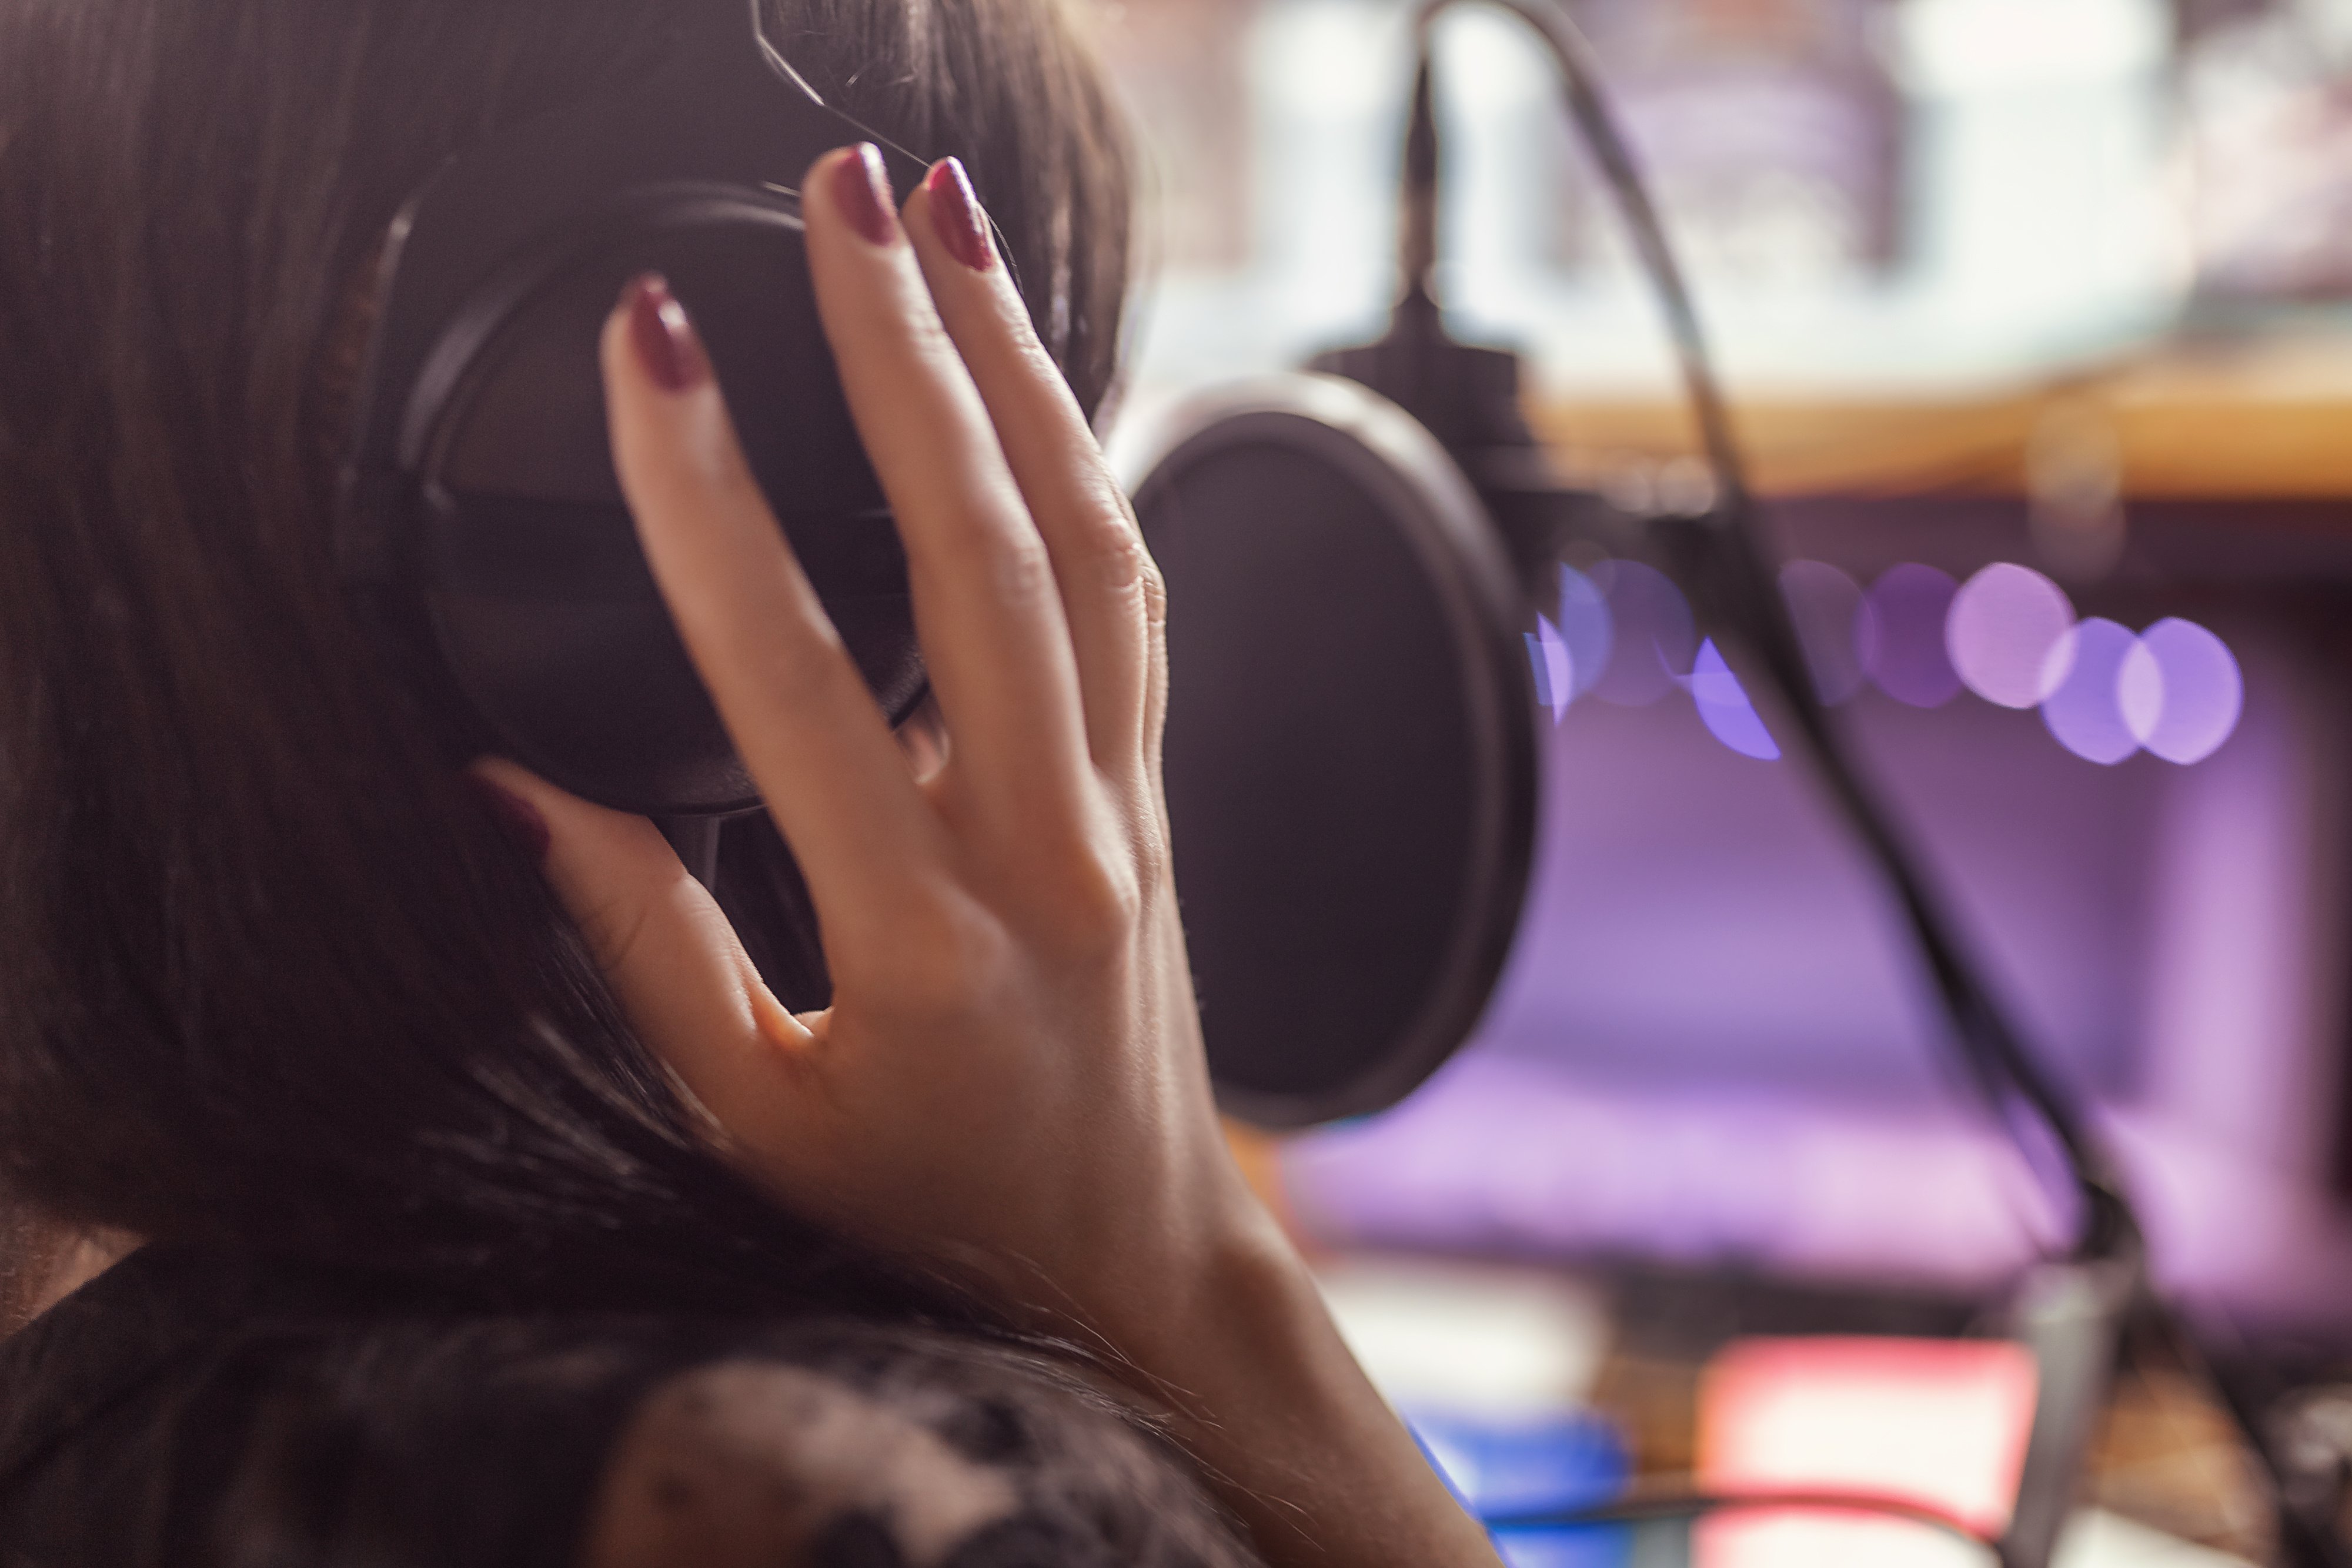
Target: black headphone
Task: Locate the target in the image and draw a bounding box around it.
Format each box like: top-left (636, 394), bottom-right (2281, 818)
top-left (338, 1), bottom-right (1018, 821)
top-left (336, 0), bottom-right (1546, 1129)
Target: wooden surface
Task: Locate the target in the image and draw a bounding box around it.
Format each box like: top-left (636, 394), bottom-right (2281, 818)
top-left (1530, 330), bottom-right (2352, 502)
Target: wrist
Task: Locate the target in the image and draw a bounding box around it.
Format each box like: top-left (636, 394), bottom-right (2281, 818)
top-left (1091, 1196), bottom-right (1334, 1410)
top-left (1081, 1192), bottom-right (1508, 1568)
top-left (1002, 1116), bottom-right (1301, 1358)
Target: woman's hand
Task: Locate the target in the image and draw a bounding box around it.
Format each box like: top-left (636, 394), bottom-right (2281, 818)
top-left (484, 142), bottom-right (1248, 1334)
top-left (480, 145), bottom-right (1502, 1568)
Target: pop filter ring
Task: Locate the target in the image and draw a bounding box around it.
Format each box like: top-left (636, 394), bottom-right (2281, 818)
top-left (1123, 375), bottom-right (1541, 1128)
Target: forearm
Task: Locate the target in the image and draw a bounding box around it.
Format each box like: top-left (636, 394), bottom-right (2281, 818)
top-left (1100, 1216), bottom-right (1505, 1568)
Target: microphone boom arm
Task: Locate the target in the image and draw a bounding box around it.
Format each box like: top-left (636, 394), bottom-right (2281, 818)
top-left (1405, 0), bottom-right (2126, 1263)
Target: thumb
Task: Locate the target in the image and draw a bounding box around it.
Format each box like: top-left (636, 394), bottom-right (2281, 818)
top-left (470, 758), bottom-right (812, 1138)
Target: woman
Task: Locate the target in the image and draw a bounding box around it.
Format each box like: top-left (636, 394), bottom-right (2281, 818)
top-left (0, 2), bottom-right (1502, 1564)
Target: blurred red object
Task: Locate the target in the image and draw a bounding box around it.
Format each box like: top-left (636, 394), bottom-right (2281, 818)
top-left (1696, 1335), bottom-right (2039, 1567)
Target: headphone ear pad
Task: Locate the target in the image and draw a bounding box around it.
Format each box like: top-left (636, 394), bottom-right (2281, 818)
top-left (424, 552), bottom-right (765, 814)
top-left (400, 193), bottom-right (926, 817)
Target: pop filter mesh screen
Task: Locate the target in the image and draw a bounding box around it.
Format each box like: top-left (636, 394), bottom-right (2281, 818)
top-left (1134, 393), bottom-right (1538, 1126)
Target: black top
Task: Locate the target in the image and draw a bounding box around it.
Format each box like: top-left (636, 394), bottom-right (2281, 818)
top-left (0, 1248), bottom-right (1254, 1567)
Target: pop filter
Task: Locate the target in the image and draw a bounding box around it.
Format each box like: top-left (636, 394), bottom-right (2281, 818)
top-left (1122, 375), bottom-right (1541, 1128)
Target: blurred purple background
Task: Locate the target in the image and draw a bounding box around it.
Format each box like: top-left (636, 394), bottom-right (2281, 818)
top-left (1284, 503), bottom-right (2352, 1334)
top-left (1088, 0), bottom-right (2352, 1340)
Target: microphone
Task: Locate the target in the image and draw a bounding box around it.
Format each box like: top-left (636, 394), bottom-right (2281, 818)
top-left (1122, 371), bottom-right (1542, 1128)
top-left (1120, 24), bottom-right (1600, 1129)
top-left (1132, 0), bottom-right (2117, 1279)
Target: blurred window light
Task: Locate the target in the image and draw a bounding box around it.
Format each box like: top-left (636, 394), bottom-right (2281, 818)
top-left (1531, 0), bottom-right (1906, 289)
top-left (1097, 0), bottom-right (2187, 394)
top-left (1692, 638), bottom-right (1783, 761)
top-left (1892, 0), bottom-right (2168, 93)
top-left (1780, 560), bottom-right (1870, 706)
top-left (1857, 564), bottom-right (1963, 708)
top-left (2039, 617), bottom-right (2142, 765)
top-left (2122, 618), bottom-right (2245, 766)
top-left (1945, 562), bottom-right (2077, 710)
top-left (1589, 559), bottom-right (1696, 707)
top-left (1254, 0), bottom-right (1396, 114)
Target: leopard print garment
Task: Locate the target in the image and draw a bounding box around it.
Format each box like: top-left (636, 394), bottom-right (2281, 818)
top-left (0, 1248), bottom-right (1259, 1568)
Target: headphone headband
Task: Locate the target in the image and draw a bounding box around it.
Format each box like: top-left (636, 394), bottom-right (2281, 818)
top-left (338, 4), bottom-right (977, 816)
top-left (340, 13), bottom-right (936, 577)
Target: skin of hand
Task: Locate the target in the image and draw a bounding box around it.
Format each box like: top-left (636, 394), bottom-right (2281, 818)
top-left (476, 145), bottom-right (1504, 1568)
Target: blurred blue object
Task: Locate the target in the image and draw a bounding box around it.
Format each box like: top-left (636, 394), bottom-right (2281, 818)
top-left (1407, 1406), bottom-right (1631, 1568)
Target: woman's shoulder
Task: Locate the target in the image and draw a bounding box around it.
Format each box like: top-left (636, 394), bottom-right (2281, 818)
top-left (0, 1249), bottom-right (1257, 1568)
top-left (586, 1330), bottom-right (1252, 1568)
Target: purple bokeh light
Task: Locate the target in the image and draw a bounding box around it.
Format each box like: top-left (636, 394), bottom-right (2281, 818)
top-left (1947, 563), bottom-right (2076, 710)
top-left (1526, 619), bottom-right (1572, 721)
top-left (1555, 565), bottom-right (1615, 704)
top-left (2040, 618), bottom-right (2141, 765)
top-left (1779, 560), bottom-right (1867, 705)
top-left (2125, 618), bottom-right (2244, 765)
top-left (1590, 560), bottom-right (1696, 707)
top-left (1690, 638), bottom-right (1782, 761)
top-left (1857, 564), bottom-right (1963, 708)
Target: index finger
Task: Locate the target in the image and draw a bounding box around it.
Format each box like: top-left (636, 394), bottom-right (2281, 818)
top-left (599, 275), bottom-right (940, 929)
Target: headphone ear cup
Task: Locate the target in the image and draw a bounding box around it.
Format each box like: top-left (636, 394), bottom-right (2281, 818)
top-left (423, 525), bottom-right (760, 813)
top-left (1126, 375), bottom-right (1541, 1128)
top-left (400, 191), bottom-right (926, 817)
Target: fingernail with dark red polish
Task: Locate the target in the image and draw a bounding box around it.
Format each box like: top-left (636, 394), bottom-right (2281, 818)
top-left (926, 158), bottom-right (995, 272)
top-left (833, 143), bottom-right (899, 247)
top-left (467, 776), bottom-right (552, 864)
top-left (622, 273), bottom-right (709, 393)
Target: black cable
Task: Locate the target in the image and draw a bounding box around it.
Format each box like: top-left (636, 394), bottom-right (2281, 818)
top-left (1409, 2), bottom-right (1746, 517)
top-left (1406, 0), bottom-right (2125, 1262)
top-left (1482, 1483), bottom-right (2009, 1564)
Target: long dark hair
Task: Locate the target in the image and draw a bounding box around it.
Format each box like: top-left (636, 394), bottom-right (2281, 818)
top-left (0, 0), bottom-right (1130, 1318)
